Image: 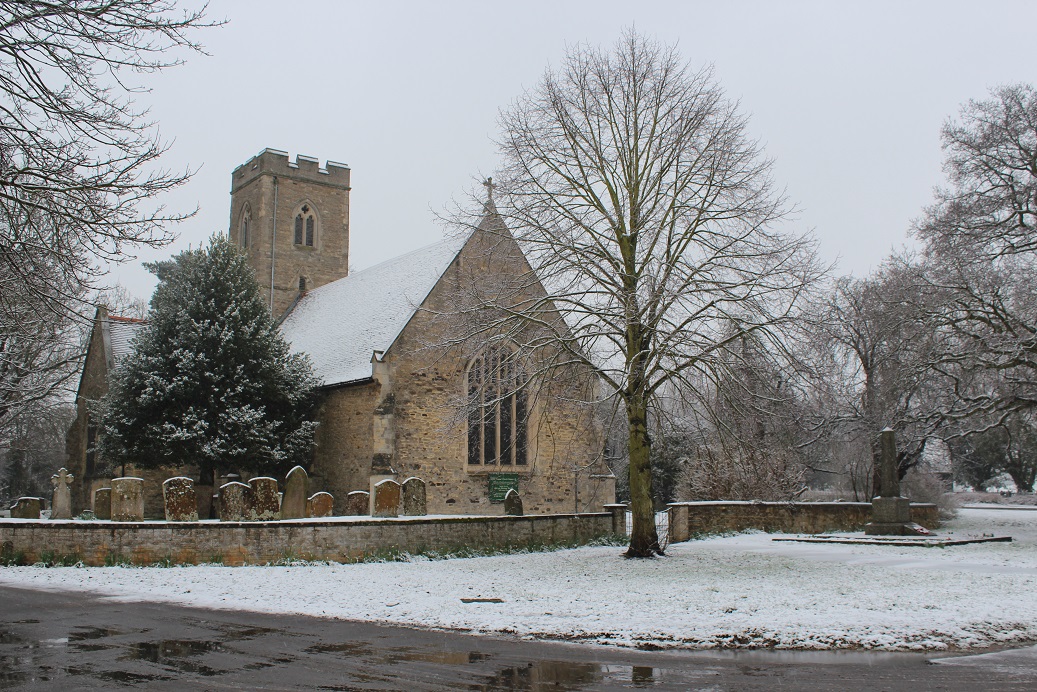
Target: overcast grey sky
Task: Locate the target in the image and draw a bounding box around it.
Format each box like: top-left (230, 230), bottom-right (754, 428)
top-left (110, 0), bottom-right (1037, 299)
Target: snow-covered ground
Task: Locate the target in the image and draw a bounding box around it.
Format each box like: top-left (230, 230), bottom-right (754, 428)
top-left (1, 507), bottom-right (1035, 651)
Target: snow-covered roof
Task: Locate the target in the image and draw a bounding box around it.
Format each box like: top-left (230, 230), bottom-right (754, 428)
top-left (108, 316), bottom-right (145, 363)
top-left (280, 235), bottom-right (468, 386)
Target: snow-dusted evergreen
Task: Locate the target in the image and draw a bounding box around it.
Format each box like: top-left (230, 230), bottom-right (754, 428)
top-left (100, 235), bottom-right (321, 482)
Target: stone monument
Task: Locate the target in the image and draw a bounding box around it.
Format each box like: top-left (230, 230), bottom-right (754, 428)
top-left (307, 492), bottom-right (334, 518)
top-left (94, 488), bottom-right (112, 520)
top-left (110, 477), bottom-right (145, 522)
top-left (218, 481), bottom-right (251, 521)
top-left (248, 477), bottom-right (281, 520)
top-left (345, 491), bottom-right (369, 516)
top-left (50, 468), bottom-right (74, 519)
top-left (865, 428), bottom-right (913, 535)
top-left (281, 466), bottom-right (308, 519)
top-left (372, 479), bottom-right (401, 518)
top-left (504, 488), bottom-right (524, 516)
top-left (402, 477), bottom-right (427, 516)
top-left (10, 497), bottom-right (42, 519)
top-left (163, 477), bottom-right (199, 522)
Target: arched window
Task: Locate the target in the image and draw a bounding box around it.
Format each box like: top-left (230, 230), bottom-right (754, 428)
top-left (294, 203), bottom-right (317, 247)
top-left (239, 204), bottom-right (252, 249)
top-left (466, 345), bottom-right (528, 466)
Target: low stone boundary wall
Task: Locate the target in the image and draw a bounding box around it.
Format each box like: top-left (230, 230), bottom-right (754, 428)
top-left (0, 513), bottom-right (615, 566)
top-left (667, 501), bottom-right (940, 543)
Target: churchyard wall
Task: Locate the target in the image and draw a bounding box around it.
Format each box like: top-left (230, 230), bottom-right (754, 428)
top-left (666, 501), bottom-right (941, 542)
top-left (0, 512), bottom-right (614, 566)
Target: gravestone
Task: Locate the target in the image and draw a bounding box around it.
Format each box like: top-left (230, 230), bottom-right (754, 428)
top-left (218, 481), bottom-right (251, 522)
top-left (110, 477), bottom-right (145, 522)
top-left (865, 428), bottom-right (913, 536)
top-left (504, 488), bottom-right (523, 516)
top-left (248, 477), bottom-right (281, 520)
top-left (10, 497), bottom-right (42, 519)
top-left (94, 488), bottom-right (112, 520)
top-left (307, 492), bottom-right (334, 518)
top-left (281, 466), bottom-right (309, 519)
top-left (50, 468), bottom-right (74, 519)
top-left (162, 477), bottom-right (198, 522)
top-left (402, 477), bottom-right (427, 516)
top-left (345, 491), bottom-right (369, 516)
top-left (372, 479), bottom-right (401, 518)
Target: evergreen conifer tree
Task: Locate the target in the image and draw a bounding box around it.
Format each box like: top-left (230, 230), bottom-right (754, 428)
top-left (100, 235), bottom-right (320, 484)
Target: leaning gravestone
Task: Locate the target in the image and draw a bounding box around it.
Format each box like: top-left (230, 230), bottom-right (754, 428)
top-left (218, 481), bottom-right (251, 522)
top-left (865, 428), bottom-right (913, 535)
top-left (248, 477), bottom-right (281, 520)
top-left (50, 468), bottom-right (74, 520)
top-left (345, 491), bottom-right (369, 516)
top-left (307, 492), bottom-right (334, 518)
top-left (372, 479), bottom-right (401, 518)
top-left (281, 466), bottom-right (309, 519)
top-left (11, 497), bottom-right (42, 519)
top-left (110, 477), bottom-right (145, 522)
top-left (163, 477), bottom-right (198, 522)
top-left (402, 477), bottom-right (427, 516)
top-left (504, 488), bottom-right (523, 516)
top-left (94, 488), bottom-right (112, 520)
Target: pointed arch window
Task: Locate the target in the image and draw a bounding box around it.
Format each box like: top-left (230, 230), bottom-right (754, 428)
top-left (467, 345), bottom-right (528, 467)
top-left (239, 204), bottom-right (252, 249)
top-left (294, 203), bottom-right (317, 247)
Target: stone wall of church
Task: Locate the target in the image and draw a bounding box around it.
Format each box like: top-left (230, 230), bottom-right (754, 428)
top-left (66, 311), bottom-right (112, 513)
top-left (310, 381), bottom-right (380, 513)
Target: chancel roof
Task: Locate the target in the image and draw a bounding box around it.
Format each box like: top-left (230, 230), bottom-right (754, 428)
top-left (279, 234), bottom-right (468, 386)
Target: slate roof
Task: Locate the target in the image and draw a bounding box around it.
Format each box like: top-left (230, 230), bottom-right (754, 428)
top-left (279, 234), bottom-right (469, 386)
top-left (107, 316), bottom-right (145, 363)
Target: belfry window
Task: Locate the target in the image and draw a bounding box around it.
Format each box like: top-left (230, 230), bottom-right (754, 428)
top-left (294, 204), bottom-right (316, 247)
top-left (239, 205), bottom-right (252, 249)
top-left (466, 345), bottom-right (528, 467)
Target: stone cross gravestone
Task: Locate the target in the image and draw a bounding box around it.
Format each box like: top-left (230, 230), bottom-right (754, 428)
top-left (248, 477), bottom-right (281, 520)
top-left (345, 491), bottom-right (369, 516)
top-left (402, 477), bottom-right (427, 516)
top-left (372, 479), bottom-right (401, 518)
top-left (163, 477), bottom-right (198, 522)
top-left (50, 468), bottom-right (74, 519)
top-left (218, 481), bottom-right (251, 522)
top-left (110, 477), bottom-right (145, 522)
top-left (504, 488), bottom-right (523, 516)
top-left (93, 488), bottom-right (112, 520)
top-left (281, 466), bottom-right (309, 519)
top-left (865, 428), bottom-right (912, 535)
top-left (307, 492), bottom-right (334, 518)
top-left (11, 497), bottom-right (42, 519)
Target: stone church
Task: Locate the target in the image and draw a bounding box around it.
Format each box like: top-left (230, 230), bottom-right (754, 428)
top-left (67, 149), bottom-right (616, 516)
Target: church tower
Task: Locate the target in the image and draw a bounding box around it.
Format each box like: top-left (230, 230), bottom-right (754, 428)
top-left (229, 149), bottom-right (351, 317)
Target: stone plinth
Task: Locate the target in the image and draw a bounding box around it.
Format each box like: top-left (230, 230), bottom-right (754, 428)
top-left (218, 482), bottom-right (251, 522)
top-left (93, 488), bottom-right (112, 520)
top-left (11, 497), bottom-right (42, 520)
top-left (281, 466), bottom-right (308, 519)
top-left (50, 468), bottom-right (74, 520)
top-left (307, 492), bottom-right (334, 518)
top-left (373, 479), bottom-right (401, 518)
top-left (865, 496), bottom-right (913, 535)
top-left (345, 491), bottom-right (369, 516)
top-left (110, 477), bottom-right (145, 522)
top-left (248, 477), bottom-right (280, 520)
top-left (163, 477), bottom-right (198, 522)
top-left (504, 488), bottom-right (523, 516)
top-left (402, 477), bottom-right (426, 516)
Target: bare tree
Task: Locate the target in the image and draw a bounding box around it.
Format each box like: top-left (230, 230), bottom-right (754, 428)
top-left (0, 1), bottom-right (216, 437)
top-left (462, 32), bottom-right (822, 557)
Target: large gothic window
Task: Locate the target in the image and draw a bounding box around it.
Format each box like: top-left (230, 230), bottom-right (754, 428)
top-left (467, 345), bottom-right (528, 467)
top-left (294, 203), bottom-right (317, 247)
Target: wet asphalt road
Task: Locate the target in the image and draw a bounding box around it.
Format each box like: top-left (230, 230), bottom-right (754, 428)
top-left (2, 585), bottom-right (1037, 690)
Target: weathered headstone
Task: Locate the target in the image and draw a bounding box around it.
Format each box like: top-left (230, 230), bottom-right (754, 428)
top-left (372, 479), bottom-right (401, 518)
top-left (162, 477), bottom-right (198, 522)
top-left (50, 468), bottom-right (74, 520)
top-left (218, 481), bottom-right (251, 522)
top-left (307, 492), bottom-right (334, 518)
top-left (402, 477), bottom-right (427, 516)
top-left (248, 477), bottom-right (280, 520)
top-left (504, 488), bottom-right (523, 516)
top-left (110, 477), bottom-right (145, 522)
top-left (94, 488), bottom-right (112, 520)
top-left (345, 491), bottom-right (369, 516)
top-left (281, 466), bottom-right (309, 519)
top-left (865, 428), bottom-right (913, 535)
top-left (10, 497), bottom-right (42, 519)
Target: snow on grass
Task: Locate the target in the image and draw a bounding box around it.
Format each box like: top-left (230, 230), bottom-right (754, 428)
top-left (1, 507), bottom-right (1035, 651)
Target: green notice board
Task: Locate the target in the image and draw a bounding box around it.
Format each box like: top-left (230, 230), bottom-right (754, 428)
top-left (488, 473), bottom-right (519, 503)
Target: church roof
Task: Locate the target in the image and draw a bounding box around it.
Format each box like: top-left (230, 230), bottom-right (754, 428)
top-left (279, 234), bottom-right (469, 386)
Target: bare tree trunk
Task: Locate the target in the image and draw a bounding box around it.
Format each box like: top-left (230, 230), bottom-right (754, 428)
top-left (626, 393), bottom-right (661, 557)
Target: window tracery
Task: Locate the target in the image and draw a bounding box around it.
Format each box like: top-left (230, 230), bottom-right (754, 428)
top-left (466, 345), bottom-right (528, 467)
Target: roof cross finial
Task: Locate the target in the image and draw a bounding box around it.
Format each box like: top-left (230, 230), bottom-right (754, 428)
top-left (482, 176), bottom-right (495, 205)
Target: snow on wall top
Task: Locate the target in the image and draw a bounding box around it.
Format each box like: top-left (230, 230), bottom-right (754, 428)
top-left (279, 235), bottom-right (468, 386)
top-left (108, 318), bottom-right (145, 363)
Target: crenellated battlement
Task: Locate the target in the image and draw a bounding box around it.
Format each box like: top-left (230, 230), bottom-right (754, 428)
top-left (231, 148), bottom-right (350, 192)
